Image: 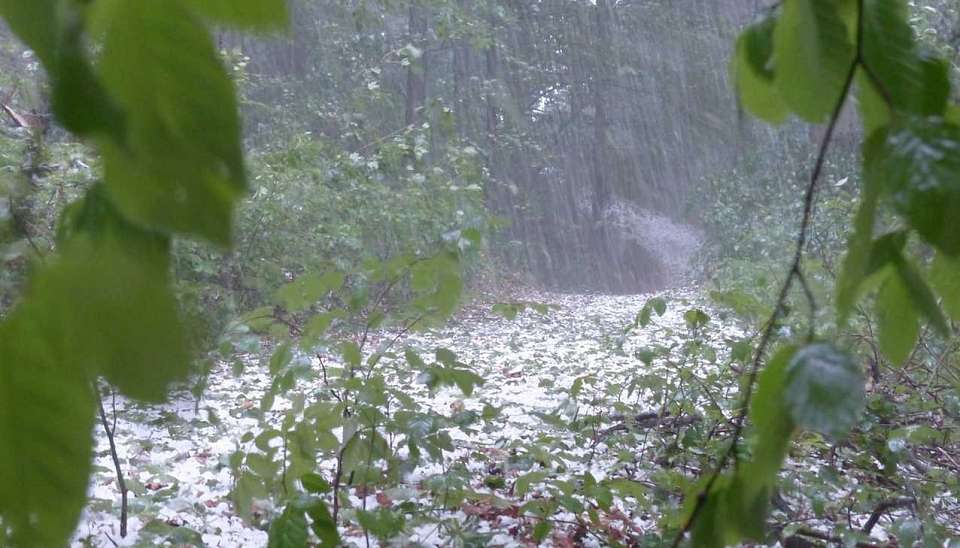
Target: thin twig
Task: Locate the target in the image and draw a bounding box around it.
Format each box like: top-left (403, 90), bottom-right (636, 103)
top-left (861, 497), bottom-right (916, 535)
top-left (95, 382), bottom-right (128, 538)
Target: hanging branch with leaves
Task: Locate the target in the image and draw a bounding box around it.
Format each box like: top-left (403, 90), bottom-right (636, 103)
top-left (676, 0), bottom-right (960, 545)
top-left (0, 1), bottom-right (287, 546)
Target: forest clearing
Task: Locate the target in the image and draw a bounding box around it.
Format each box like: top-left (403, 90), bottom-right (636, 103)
top-left (2, 0), bottom-right (960, 546)
top-left (70, 288), bottom-right (959, 546)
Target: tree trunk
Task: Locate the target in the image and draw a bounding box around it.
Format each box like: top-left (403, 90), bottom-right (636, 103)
top-left (405, 6), bottom-right (427, 127)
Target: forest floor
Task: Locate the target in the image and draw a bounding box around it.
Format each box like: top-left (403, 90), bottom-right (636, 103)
top-left (69, 288), bottom-right (953, 547)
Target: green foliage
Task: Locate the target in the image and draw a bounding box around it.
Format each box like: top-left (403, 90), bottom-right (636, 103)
top-left (182, 135), bottom-right (488, 306)
top-left (774, 0), bottom-right (855, 123)
top-left (235, 235), bottom-right (487, 543)
top-left (870, 119), bottom-right (960, 255)
top-left (875, 272), bottom-right (919, 364)
top-left (688, 342), bottom-right (866, 546)
top-left (784, 343), bottom-right (864, 439)
top-left (748, 346), bottom-right (798, 485)
top-left (98, 0), bottom-right (245, 246)
top-left (733, 18), bottom-right (788, 123)
top-left (691, 0), bottom-right (960, 544)
top-left (0, 318), bottom-right (95, 547)
top-left (267, 505), bottom-right (309, 548)
top-left (0, 1), bottom-right (283, 545)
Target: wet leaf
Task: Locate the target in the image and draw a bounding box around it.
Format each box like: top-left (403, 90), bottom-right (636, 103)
top-left (98, 0), bottom-right (246, 245)
top-left (0, 318), bottom-right (95, 548)
top-left (733, 16), bottom-right (789, 123)
top-left (268, 505), bottom-right (308, 548)
top-left (875, 273), bottom-right (919, 365)
top-left (785, 343), bottom-right (865, 439)
top-left (774, 0), bottom-right (854, 122)
top-left (870, 118), bottom-right (960, 255)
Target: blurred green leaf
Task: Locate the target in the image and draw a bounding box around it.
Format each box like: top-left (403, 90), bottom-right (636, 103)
top-left (305, 500), bottom-right (339, 546)
top-left (268, 505), bottom-right (308, 548)
top-left (876, 272), bottom-right (920, 365)
top-left (275, 271), bottom-right (343, 312)
top-left (930, 252), bottom-right (960, 322)
top-left (301, 473), bottom-right (331, 494)
top-left (749, 345), bottom-right (797, 480)
top-left (870, 118), bottom-right (960, 256)
top-left (0, 318), bottom-right (95, 548)
top-left (684, 309), bottom-right (710, 330)
top-left (269, 343), bottom-right (293, 375)
top-left (357, 508), bottom-right (405, 540)
top-left (859, 0), bottom-right (949, 133)
top-left (733, 16), bottom-right (789, 123)
top-left (0, 0), bottom-right (57, 67)
top-left (836, 136), bottom-right (884, 325)
top-left (785, 343), bottom-right (865, 439)
top-left (774, 0), bottom-right (854, 122)
top-left (893, 256), bottom-right (950, 338)
top-left (533, 521), bottom-right (552, 543)
top-left (98, 0), bottom-right (246, 245)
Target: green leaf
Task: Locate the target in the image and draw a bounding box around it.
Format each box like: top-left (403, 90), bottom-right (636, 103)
top-left (636, 297), bottom-right (668, 328)
top-left (305, 500), bottom-right (340, 546)
top-left (837, 134), bottom-right (884, 325)
top-left (142, 519), bottom-right (204, 545)
top-left (341, 430), bottom-right (390, 478)
top-left (449, 368), bottom-right (485, 397)
top-left (51, 13), bottom-right (125, 138)
top-left (243, 306), bottom-right (277, 332)
top-left (420, 366), bottom-right (485, 396)
top-left (357, 508), bottom-right (405, 540)
top-left (930, 252), bottom-right (960, 322)
top-left (405, 348), bottom-right (426, 369)
top-left (893, 257), bottom-right (950, 338)
top-left (269, 343), bottom-right (293, 375)
top-left (268, 506), bottom-right (308, 548)
top-left (688, 475), bottom-right (733, 548)
top-left (275, 271), bottom-right (343, 312)
top-left (299, 314), bottom-right (336, 351)
top-left (436, 347), bottom-right (458, 366)
top-left (725, 474), bottom-right (771, 542)
top-left (875, 272), bottom-right (920, 365)
top-left (684, 309), bottom-right (710, 330)
top-left (532, 520), bottom-right (553, 542)
top-left (749, 346), bottom-right (797, 480)
top-left (860, 0), bottom-right (949, 128)
top-left (97, 0), bottom-right (246, 245)
top-left (733, 16), bottom-right (790, 123)
top-left (185, 0), bottom-right (289, 30)
top-left (0, 318), bottom-right (96, 548)
top-left (727, 346), bottom-right (798, 541)
top-left (301, 473), bottom-right (331, 494)
top-left (32, 189), bottom-right (190, 401)
top-left (492, 303), bottom-right (519, 320)
top-left (341, 341), bottom-right (362, 369)
top-left (785, 343), bottom-right (865, 439)
top-left (0, 0), bottom-right (57, 67)
top-left (410, 252), bottom-right (463, 320)
top-left (774, 0), bottom-right (854, 122)
top-left (232, 470), bottom-right (267, 521)
top-left (871, 118), bottom-right (960, 255)
top-left (515, 470), bottom-right (550, 497)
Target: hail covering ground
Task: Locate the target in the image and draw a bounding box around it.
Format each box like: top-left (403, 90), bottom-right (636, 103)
top-left (70, 289), bottom-right (913, 547)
